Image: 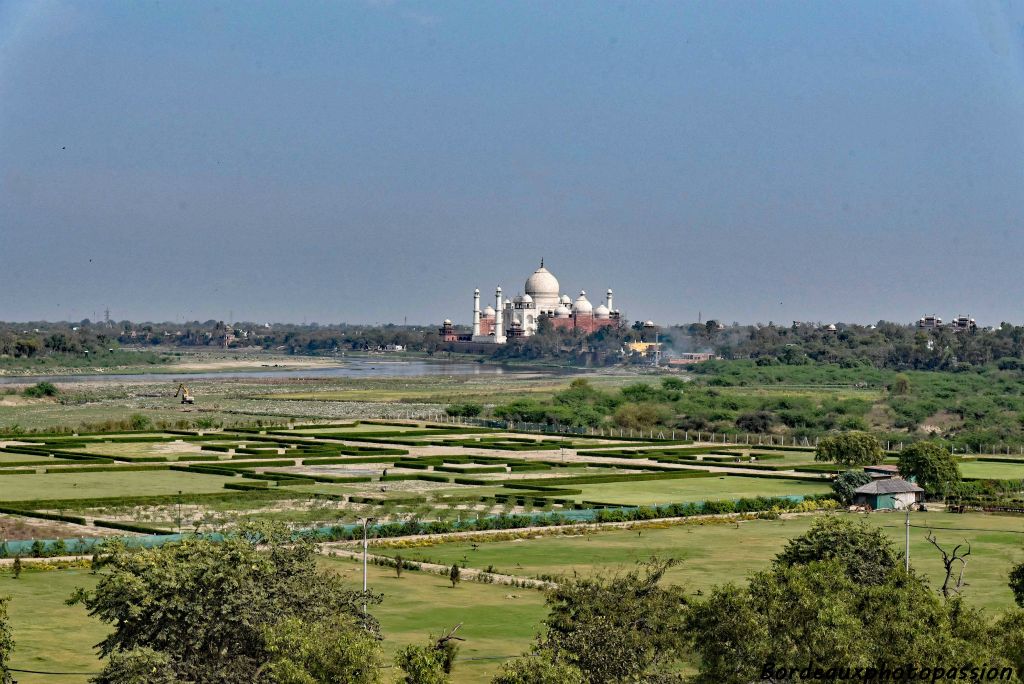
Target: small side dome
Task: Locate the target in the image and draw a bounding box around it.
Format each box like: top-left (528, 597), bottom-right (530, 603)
top-left (827, 323), bottom-right (837, 331)
top-left (594, 304), bottom-right (610, 319)
top-left (644, 320), bottom-right (655, 327)
top-left (560, 294), bottom-right (572, 305)
top-left (521, 293), bottom-right (533, 304)
top-left (574, 291), bottom-right (593, 314)
top-left (443, 319), bottom-right (452, 325)
top-left (555, 304), bottom-right (571, 318)
top-left (513, 294), bottom-right (523, 304)
top-left (483, 306), bottom-right (496, 317)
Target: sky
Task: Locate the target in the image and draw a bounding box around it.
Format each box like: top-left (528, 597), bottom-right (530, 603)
top-left (2, 1), bottom-right (1024, 327)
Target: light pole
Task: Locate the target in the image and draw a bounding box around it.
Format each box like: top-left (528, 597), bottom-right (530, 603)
top-left (362, 518), bottom-right (376, 615)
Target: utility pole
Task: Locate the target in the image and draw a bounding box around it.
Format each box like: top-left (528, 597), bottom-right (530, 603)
top-left (905, 507), bottom-right (911, 572)
top-left (362, 518), bottom-right (375, 614)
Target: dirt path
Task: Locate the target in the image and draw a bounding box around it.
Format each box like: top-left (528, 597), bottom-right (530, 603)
top-left (325, 548), bottom-right (556, 589)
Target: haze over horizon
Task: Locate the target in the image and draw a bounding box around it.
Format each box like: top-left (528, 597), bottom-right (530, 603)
top-left (2, 1), bottom-right (1024, 327)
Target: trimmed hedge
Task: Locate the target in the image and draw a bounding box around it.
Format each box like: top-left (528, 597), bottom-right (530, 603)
top-left (44, 464), bottom-right (172, 474)
top-left (92, 519), bottom-right (174, 535)
top-left (0, 506), bottom-right (88, 525)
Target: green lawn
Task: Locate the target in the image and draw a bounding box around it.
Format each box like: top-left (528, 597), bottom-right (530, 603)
top-left (568, 475), bottom-right (831, 506)
top-left (0, 470), bottom-right (231, 501)
top-left (960, 461), bottom-right (1024, 480)
top-left (376, 511), bottom-right (1024, 613)
top-left (4, 567), bottom-right (103, 684)
top-left (322, 557), bottom-right (546, 683)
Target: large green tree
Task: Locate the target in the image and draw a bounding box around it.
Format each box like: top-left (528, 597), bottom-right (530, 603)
top-left (814, 431), bottom-right (884, 466)
top-left (897, 441), bottom-right (961, 497)
top-left (775, 516), bottom-right (900, 585)
top-left (70, 525), bottom-right (379, 684)
top-left (523, 560), bottom-right (688, 684)
top-left (687, 560), bottom-right (1005, 684)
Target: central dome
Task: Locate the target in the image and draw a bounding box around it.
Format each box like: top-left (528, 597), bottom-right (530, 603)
top-left (524, 262), bottom-right (562, 311)
top-left (525, 265), bottom-right (559, 298)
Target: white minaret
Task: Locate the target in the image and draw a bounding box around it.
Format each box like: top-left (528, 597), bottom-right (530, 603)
top-left (494, 287), bottom-right (503, 338)
top-left (606, 289), bottom-right (614, 311)
top-left (472, 288), bottom-right (481, 336)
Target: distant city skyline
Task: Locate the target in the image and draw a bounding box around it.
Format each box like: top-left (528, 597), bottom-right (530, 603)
top-left (2, 2), bottom-right (1024, 327)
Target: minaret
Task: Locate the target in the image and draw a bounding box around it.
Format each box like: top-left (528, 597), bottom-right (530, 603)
top-left (606, 289), bottom-right (614, 311)
top-left (472, 289), bottom-right (481, 336)
top-left (494, 287), bottom-right (504, 338)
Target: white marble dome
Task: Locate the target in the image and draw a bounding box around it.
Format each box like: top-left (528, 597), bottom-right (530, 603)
top-left (560, 294), bottom-right (572, 305)
top-left (594, 304), bottom-right (610, 319)
top-left (521, 293), bottom-right (533, 304)
top-left (554, 304), bottom-right (571, 318)
top-left (574, 291), bottom-right (593, 314)
top-left (483, 306), bottom-right (495, 317)
top-left (525, 266), bottom-right (559, 297)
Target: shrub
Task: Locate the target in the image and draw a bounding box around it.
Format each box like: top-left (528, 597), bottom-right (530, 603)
top-left (23, 382), bottom-right (59, 398)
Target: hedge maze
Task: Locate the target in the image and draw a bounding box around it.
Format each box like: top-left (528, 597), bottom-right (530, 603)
top-left (3, 419), bottom-right (1021, 555)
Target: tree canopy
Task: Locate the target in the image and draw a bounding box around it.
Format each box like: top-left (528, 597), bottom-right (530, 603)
top-left (69, 525), bottom-right (379, 684)
top-left (815, 431), bottom-right (884, 466)
top-left (775, 516), bottom-right (901, 586)
top-left (898, 441), bottom-right (961, 497)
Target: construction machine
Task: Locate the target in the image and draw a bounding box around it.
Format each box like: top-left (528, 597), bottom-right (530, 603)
top-left (174, 383), bottom-right (195, 404)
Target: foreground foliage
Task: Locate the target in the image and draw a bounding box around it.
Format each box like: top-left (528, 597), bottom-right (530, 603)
top-left (69, 524), bottom-right (379, 683)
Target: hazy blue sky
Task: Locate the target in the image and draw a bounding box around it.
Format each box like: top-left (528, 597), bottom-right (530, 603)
top-left (2, 1), bottom-right (1024, 326)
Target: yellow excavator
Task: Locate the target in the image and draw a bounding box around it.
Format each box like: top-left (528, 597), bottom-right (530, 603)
top-left (174, 383), bottom-right (195, 405)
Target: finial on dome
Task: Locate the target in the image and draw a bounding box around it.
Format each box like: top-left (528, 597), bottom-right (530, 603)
top-left (540, 257), bottom-right (544, 268)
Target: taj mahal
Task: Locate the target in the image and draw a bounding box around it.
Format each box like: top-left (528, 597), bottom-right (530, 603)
top-left (439, 260), bottom-right (622, 344)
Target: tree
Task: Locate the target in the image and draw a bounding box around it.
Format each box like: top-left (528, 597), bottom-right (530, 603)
top-left (0, 597), bottom-right (14, 684)
top-left (69, 524), bottom-right (379, 683)
top-left (394, 554), bottom-right (404, 579)
top-left (490, 654), bottom-right (584, 684)
top-left (533, 560), bottom-right (688, 683)
top-left (1011, 561), bottom-right (1024, 608)
top-left (926, 531), bottom-right (971, 599)
top-left (775, 516), bottom-right (900, 586)
top-left (10, 557), bottom-right (19, 580)
top-left (260, 615), bottom-right (381, 684)
top-left (898, 441), bottom-right (961, 497)
top-left (891, 373), bottom-right (911, 395)
top-left (92, 647), bottom-right (176, 684)
top-left (814, 431), bottom-right (883, 466)
top-left (395, 629), bottom-right (460, 684)
top-left (687, 560), bottom-right (1007, 684)
top-left (735, 411), bottom-right (774, 434)
top-left (449, 563), bottom-right (460, 588)
top-left (831, 470), bottom-right (873, 504)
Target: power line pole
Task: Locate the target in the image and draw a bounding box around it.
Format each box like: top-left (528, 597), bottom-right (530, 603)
top-left (905, 507), bottom-right (911, 572)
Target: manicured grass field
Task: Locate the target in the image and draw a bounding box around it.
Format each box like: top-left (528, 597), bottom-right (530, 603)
top-left (4, 567), bottom-right (103, 684)
top-left (0, 470), bottom-right (231, 501)
top-left (3, 561), bottom-right (545, 684)
top-left (959, 461), bottom-right (1024, 480)
top-left (568, 475), bottom-right (831, 506)
top-left (376, 511), bottom-right (1024, 613)
top-left (322, 557), bottom-right (547, 682)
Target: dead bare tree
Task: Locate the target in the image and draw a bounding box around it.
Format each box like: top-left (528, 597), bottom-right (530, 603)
top-left (926, 531), bottom-right (971, 598)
